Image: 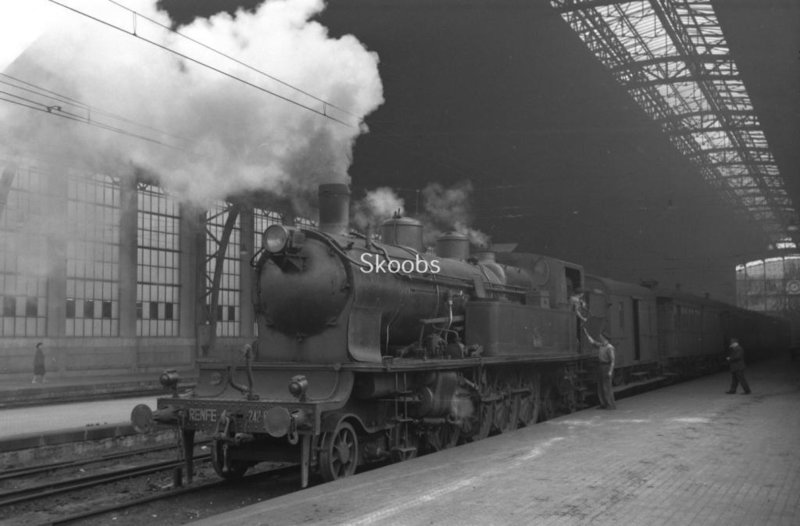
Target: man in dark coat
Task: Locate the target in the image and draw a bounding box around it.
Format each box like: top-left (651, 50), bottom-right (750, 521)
top-left (33, 342), bottom-right (46, 384)
top-left (725, 338), bottom-right (750, 395)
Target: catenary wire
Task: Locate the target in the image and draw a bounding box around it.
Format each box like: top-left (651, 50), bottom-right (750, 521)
top-left (46, 0), bottom-right (357, 128)
top-left (105, 0), bottom-right (356, 118)
top-left (0, 73), bottom-right (190, 145)
top-left (0, 90), bottom-right (181, 149)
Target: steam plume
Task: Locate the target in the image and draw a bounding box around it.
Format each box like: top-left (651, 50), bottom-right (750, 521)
top-left (420, 181), bottom-right (490, 248)
top-left (351, 187), bottom-right (405, 231)
top-left (0, 0), bottom-right (384, 209)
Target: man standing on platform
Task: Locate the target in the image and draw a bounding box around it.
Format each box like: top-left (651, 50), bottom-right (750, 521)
top-left (584, 328), bottom-right (616, 409)
top-left (725, 337), bottom-right (751, 395)
top-left (32, 342), bottom-right (46, 384)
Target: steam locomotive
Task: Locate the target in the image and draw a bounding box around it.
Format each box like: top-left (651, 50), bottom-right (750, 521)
top-left (131, 183), bottom-right (790, 487)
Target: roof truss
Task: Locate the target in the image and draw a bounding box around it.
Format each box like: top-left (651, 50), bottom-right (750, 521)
top-left (552, 0), bottom-right (798, 249)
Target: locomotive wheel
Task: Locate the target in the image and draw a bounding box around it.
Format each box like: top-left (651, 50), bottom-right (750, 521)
top-left (319, 421), bottom-right (359, 482)
top-left (564, 390), bottom-right (577, 414)
top-left (494, 392), bottom-right (519, 434)
top-left (506, 394), bottom-right (520, 432)
top-left (425, 422), bottom-right (460, 451)
top-left (441, 422), bottom-right (461, 449)
top-left (392, 431), bottom-right (419, 461)
top-left (211, 440), bottom-right (250, 480)
top-left (538, 385), bottom-right (556, 422)
top-left (465, 401), bottom-right (493, 441)
top-left (492, 398), bottom-right (509, 433)
top-left (518, 376), bottom-right (541, 426)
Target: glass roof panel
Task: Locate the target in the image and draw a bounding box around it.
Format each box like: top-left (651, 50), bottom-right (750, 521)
top-left (552, 0), bottom-right (798, 245)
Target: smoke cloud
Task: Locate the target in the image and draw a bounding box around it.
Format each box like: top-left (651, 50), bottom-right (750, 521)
top-left (351, 187), bottom-right (405, 232)
top-left (0, 0), bottom-right (384, 209)
top-left (420, 181), bottom-right (490, 248)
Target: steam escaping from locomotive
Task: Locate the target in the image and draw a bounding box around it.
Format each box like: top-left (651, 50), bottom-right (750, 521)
top-left (1, 0), bottom-right (384, 206)
top-left (351, 187), bottom-right (406, 231)
top-left (420, 181), bottom-right (490, 248)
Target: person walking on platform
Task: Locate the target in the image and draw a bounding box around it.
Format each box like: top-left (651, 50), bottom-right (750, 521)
top-left (32, 342), bottom-right (46, 384)
top-left (725, 337), bottom-right (751, 395)
top-left (584, 328), bottom-right (616, 409)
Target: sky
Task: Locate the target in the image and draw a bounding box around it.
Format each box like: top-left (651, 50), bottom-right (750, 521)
top-left (1, 0), bottom-right (384, 212)
top-left (0, 1), bottom-right (56, 70)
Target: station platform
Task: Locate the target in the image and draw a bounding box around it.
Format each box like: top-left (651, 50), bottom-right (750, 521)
top-left (0, 371), bottom-right (194, 409)
top-left (191, 357), bottom-right (800, 526)
top-left (0, 395), bottom-right (167, 465)
top-left (0, 373), bottom-right (192, 463)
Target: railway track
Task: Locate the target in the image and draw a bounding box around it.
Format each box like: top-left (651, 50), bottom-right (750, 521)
top-left (0, 437), bottom-right (300, 526)
top-left (0, 442), bottom-right (210, 525)
top-left (0, 443), bottom-right (189, 483)
top-left (49, 465), bottom-right (300, 526)
top-left (0, 454), bottom-right (210, 507)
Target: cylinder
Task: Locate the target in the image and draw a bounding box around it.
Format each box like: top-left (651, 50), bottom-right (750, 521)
top-left (381, 216), bottom-right (424, 251)
top-left (436, 232), bottom-right (470, 260)
top-left (318, 183), bottom-right (350, 235)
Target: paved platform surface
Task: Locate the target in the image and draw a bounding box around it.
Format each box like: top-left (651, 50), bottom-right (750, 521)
top-left (0, 394), bottom-right (166, 458)
top-left (0, 372), bottom-right (191, 455)
top-left (192, 357), bottom-right (800, 526)
top-left (0, 371), bottom-right (193, 409)
top-left (0, 395), bottom-right (157, 441)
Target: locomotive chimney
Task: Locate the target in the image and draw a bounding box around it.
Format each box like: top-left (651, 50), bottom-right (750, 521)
top-left (318, 183), bottom-right (350, 236)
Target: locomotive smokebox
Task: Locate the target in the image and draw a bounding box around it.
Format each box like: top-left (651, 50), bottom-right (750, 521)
top-left (318, 183), bottom-right (350, 235)
top-left (381, 215), bottom-right (424, 251)
top-left (436, 232), bottom-right (470, 260)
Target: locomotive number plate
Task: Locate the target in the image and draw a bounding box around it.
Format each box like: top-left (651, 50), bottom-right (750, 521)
top-left (184, 405), bottom-right (270, 432)
top-left (246, 409), bottom-right (269, 427)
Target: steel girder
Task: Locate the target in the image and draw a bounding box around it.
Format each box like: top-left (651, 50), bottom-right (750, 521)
top-left (551, 0), bottom-right (798, 248)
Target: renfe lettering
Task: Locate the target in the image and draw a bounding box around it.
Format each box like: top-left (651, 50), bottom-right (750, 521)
top-left (188, 407), bottom-right (218, 422)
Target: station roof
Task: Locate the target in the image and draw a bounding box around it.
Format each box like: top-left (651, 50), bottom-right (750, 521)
top-left (315, 0), bottom-right (800, 301)
top-left (552, 0), bottom-right (797, 250)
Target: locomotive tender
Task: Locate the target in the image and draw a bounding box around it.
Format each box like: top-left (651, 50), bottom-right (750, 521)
top-left (132, 183), bottom-right (789, 487)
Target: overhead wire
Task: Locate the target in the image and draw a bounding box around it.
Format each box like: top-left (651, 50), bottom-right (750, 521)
top-left (0, 87), bottom-right (181, 149)
top-left (46, 0), bottom-right (358, 128)
top-left (2, 0), bottom-right (361, 151)
top-left (104, 0), bottom-right (356, 119)
top-left (0, 73), bottom-right (190, 147)
top-left (15, 1), bottom-right (488, 185)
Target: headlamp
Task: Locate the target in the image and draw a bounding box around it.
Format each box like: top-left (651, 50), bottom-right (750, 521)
top-left (264, 225), bottom-right (290, 254)
top-left (288, 374), bottom-right (309, 401)
top-left (263, 225), bottom-right (305, 255)
top-left (159, 369), bottom-right (180, 393)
